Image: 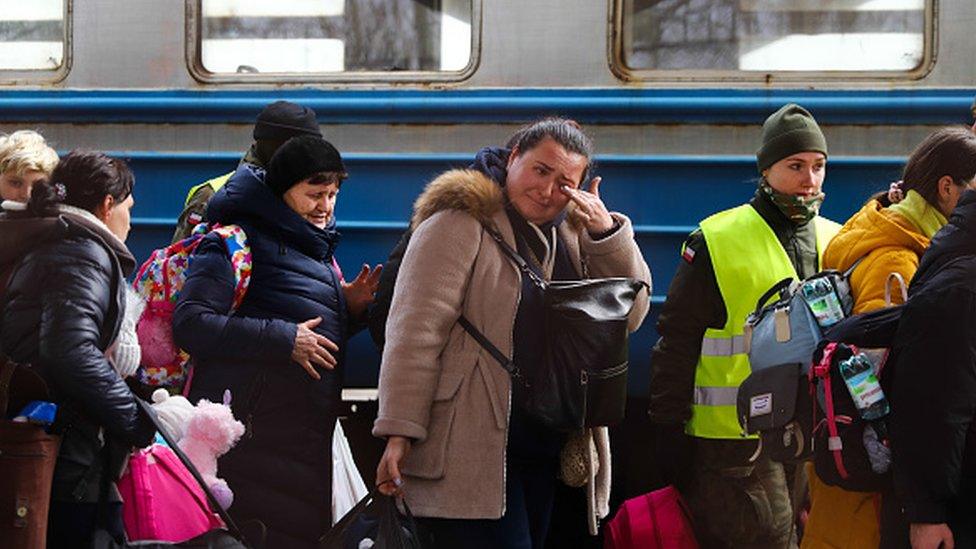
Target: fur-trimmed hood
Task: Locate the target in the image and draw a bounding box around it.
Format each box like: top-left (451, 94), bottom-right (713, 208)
top-left (410, 169), bottom-right (504, 230)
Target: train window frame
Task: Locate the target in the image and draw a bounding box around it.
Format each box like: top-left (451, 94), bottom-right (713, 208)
top-left (0, 0), bottom-right (71, 84)
top-left (185, 0), bottom-right (482, 85)
top-left (608, 0), bottom-right (938, 83)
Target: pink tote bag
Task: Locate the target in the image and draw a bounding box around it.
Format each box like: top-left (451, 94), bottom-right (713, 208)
top-left (118, 444), bottom-right (224, 542)
top-left (604, 485), bottom-right (699, 549)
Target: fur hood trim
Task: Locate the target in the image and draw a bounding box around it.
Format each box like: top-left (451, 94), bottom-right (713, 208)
top-left (410, 169), bottom-right (503, 230)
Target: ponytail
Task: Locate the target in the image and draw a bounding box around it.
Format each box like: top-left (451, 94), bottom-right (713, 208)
top-left (26, 150), bottom-right (133, 218)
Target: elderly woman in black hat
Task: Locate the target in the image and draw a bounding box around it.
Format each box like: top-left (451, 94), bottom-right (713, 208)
top-left (173, 135), bottom-right (379, 547)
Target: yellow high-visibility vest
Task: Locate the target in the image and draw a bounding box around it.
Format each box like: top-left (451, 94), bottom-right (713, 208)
top-left (183, 171), bottom-right (233, 206)
top-left (686, 204), bottom-right (840, 439)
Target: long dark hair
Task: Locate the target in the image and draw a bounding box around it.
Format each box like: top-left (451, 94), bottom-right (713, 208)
top-left (28, 150), bottom-right (134, 217)
top-left (901, 127), bottom-right (976, 206)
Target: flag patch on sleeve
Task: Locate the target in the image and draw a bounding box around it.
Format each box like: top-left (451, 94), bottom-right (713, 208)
top-left (682, 245), bottom-right (696, 264)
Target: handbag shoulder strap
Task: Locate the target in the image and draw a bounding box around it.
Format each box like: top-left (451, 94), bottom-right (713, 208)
top-left (842, 255), bottom-right (868, 278)
top-left (483, 225), bottom-right (546, 289)
top-left (457, 315), bottom-right (526, 385)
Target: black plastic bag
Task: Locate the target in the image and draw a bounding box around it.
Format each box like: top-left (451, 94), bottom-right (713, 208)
top-left (320, 489), bottom-right (424, 549)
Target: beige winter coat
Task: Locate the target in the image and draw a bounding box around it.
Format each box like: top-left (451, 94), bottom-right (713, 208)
top-left (373, 169), bottom-right (651, 532)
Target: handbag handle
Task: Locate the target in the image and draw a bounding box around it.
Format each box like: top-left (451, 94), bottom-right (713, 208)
top-left (753, 277), bottom-right (795, 317)
top-left (885, 272), bottom-right (908, 306)
top-left (136, 398), bottom-right (249, 545)
top-left (319, 482), bottom-right (413, 547)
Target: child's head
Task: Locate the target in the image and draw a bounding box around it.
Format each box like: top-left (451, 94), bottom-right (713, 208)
top-left (0, 130), bottom-right (58, 203)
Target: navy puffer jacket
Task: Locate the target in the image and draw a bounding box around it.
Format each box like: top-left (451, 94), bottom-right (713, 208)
top-left (173, 163), bottom-right (347, 546)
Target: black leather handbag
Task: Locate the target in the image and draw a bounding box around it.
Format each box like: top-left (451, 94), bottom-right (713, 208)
top-left (459, 225), bottom-right (647, 432)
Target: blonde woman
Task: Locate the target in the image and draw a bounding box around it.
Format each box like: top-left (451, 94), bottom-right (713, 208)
top-left (0, 130), bottom-right (59, 203)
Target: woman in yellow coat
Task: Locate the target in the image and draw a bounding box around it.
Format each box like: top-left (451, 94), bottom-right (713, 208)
top-left (803, 126), bottom-right (976, 548)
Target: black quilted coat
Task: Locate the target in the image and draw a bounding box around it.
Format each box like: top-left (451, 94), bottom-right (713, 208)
top-left (0, 207), bottom-right (156, 504)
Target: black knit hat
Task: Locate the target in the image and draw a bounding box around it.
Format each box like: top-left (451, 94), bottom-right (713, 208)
top-left (253, 101), bottom-right (322, 141)
top-left (265, 135), bottom-right (346, 196)
top-left (756, 103), bottom-right (828, 172)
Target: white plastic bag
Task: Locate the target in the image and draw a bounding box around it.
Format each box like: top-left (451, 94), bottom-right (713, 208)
top-left (332, 419), bottom-right (368, 524)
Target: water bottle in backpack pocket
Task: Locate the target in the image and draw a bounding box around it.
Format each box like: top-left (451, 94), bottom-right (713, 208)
top-left (745, 268), bottom-right (856, 373)
top-left (810, 342), bottom-right (892, 492)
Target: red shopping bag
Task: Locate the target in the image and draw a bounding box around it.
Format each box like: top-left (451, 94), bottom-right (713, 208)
top-left (604, 485), bottom-right (699, 549)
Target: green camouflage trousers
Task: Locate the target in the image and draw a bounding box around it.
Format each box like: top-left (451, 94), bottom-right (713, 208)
top-left (684, 442), bottom-right (797, 549)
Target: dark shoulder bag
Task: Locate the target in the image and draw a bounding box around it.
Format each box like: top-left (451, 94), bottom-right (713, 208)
top-left (459, 225), bottom-right (647, 432)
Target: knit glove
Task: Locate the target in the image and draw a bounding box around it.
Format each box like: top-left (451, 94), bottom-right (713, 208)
top-left (150, 389), bottom-right (195, 442)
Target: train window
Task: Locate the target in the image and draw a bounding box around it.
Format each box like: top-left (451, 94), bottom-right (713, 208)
top-left (188, 0), bottom-right (478, 83)
top-left (0, 0), bottom-right (67, 74)
top-left (613, 0), bottom-right (933, 80)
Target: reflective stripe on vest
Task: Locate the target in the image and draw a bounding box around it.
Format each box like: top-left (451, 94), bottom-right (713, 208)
top-left (687, 205), bottom-right (840, 439)
top-left (700, 334), bottom-right (747, 356)
top-left (184, 171), bottom-right (234, 206)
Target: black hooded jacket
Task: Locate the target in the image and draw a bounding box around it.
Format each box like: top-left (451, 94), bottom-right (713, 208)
top-left (0, 205), bottom-right (155, 503)
top-left (889, 189), bottom-right (976, 527)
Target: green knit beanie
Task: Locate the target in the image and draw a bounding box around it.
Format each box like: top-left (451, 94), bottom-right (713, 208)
top-left (756, 103), bottom-right (828, 173)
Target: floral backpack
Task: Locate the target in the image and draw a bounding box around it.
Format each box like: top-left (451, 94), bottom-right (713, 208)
top-left (132, 223), bottom-right (252, 390)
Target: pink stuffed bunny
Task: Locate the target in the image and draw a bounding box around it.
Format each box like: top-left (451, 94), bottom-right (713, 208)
top-left (178, 396), bottom-right (245, 510)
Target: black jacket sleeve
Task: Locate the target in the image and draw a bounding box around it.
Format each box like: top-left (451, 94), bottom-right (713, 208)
top-left (367, 229), bottom-right (412, 348)
top-left (5, 238), bottom-right (155, 448)
top-left (173, 234), bottom-right (295, 362)
top-left (648, 230), bottom-right (727, 425)
top-left (891, 282), bottom-right (976, 523)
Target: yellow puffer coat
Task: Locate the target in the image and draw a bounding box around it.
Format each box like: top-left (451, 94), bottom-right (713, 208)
top-left (823, 199), bottom-right (929, 313)
top-left (802, 199), bottom-right (930, 548)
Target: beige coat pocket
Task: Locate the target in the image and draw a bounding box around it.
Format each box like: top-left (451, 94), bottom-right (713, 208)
top-left (402, 372), bottom-right (465, 480)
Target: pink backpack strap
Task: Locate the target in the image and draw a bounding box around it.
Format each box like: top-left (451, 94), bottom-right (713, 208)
top-left (811, 342), bottom-right (852, 479)
top-left (331, 257), bottom-right (344, 283)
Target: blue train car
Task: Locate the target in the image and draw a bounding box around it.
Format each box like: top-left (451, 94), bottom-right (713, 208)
top-left (0, 2), bottom-right (974, 536)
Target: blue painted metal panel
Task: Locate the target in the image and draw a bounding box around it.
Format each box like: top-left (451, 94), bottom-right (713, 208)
top-left (1, 88), bottom-right (974, 124)
top-left (121, 152), bottom-right (906, 394)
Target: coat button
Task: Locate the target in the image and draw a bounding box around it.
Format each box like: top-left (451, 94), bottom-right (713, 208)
top-left (16, 506), bottom-right (27, 518)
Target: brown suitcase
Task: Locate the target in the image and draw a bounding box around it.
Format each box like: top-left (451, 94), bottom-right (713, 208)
top-left (0, 360), bottom-right (60, 549)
